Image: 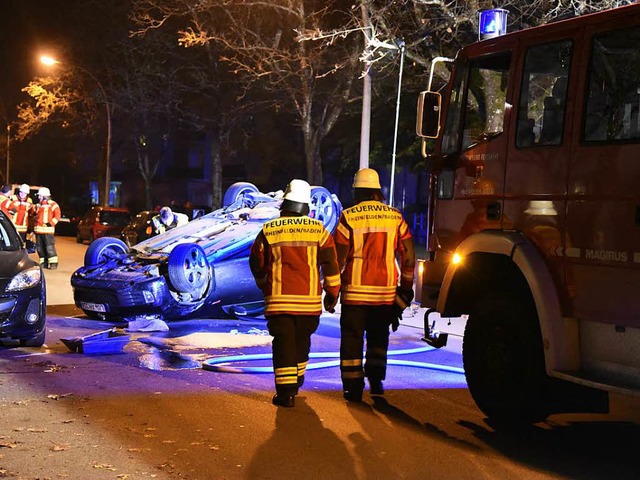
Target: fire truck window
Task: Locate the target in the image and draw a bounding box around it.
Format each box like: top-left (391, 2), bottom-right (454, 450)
top-left (461, 53), bottom-right (511, 150)
top-left (584, 26), bottom-right (640, 142)
top-left (517, 40), bottom-right (572, 148)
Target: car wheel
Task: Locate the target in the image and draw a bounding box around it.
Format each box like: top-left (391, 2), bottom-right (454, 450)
top-left (463, 291), bottom-right (550, 425)
top-left (84, 237), bottom-right (129, 266)
top-left (19, 329), bottom-right (45, 347)
top-left (309, 186), bottom-right (341, 233)
top-left (168, 243), bottom-right (209, 298)
top-left (223, 182), bottom-right (259, 207)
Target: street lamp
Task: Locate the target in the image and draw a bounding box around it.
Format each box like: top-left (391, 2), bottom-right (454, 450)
top-left (40, 55), bottom-right (112, 206)
top-left (5, 124), bottom-right (9, 185)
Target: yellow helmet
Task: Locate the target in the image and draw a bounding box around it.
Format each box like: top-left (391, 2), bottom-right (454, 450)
top-left (353, 168), bottom-right (381, 189)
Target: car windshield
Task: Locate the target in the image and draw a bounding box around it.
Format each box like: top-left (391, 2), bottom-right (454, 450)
top-left (0, 213), bottom-right (23, 251)
top-left (100, 211), bottom-right (131, 226)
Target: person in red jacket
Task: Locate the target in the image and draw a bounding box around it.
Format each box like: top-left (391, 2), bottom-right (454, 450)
top-left (11, 184), bottom-right (33, 241)
top-left (249, 179), bottom-right (341, 408)
top-left (0, 185), bottom-right (15, 218)
top-left (334, 168), bottom-right (416, 402)
top-left (34, 187), bottom-right (61, 269)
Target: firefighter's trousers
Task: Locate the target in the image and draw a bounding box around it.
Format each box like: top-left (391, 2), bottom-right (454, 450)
top-left (266, 314), bottom-right (320, 397)
top-left (36, 233), bottom-right (58, 267)
top-left (340, 304), bottom-right (394, 393)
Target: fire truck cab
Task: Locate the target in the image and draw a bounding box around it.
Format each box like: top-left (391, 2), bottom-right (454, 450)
top-left (416, 4), bottom-right (640, 423)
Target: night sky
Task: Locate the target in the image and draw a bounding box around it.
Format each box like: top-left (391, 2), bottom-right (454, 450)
top-left (1, 0), bottom-right (75, 117)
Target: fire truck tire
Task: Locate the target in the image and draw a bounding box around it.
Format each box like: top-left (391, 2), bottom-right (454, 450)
top-left (462, 291), bottom-right (550, 424)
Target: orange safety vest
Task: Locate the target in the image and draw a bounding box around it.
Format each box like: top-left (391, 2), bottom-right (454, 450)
top-left (334, 200), bottom-right (415, 305)
top-left (11, 196), bottom-right (33, 233)
top-left (34, 199), bottom-right (61, 235)
top-left (249, 215), bottom-right (341, 316)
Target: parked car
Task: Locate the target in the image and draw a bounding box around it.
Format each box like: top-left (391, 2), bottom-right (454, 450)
top-left (71, 183), bottom-right (342, 322)
top-left (0, 211), bottom-right (46, 346)
top-left (120, 210), bottom-right (157, 247)
top-left (76, 206), bottom-right (131, 244)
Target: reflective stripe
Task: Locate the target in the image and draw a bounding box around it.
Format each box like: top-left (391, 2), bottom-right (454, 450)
top-left (274, 367), bottom-right (298, 376)
top-left (341, 359), bottom-right (362, 367)
top-left (341, 371), bottom-right (364, 379)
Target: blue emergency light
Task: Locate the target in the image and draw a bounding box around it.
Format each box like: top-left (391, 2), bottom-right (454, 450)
top-left (478, 8), bottom-right (509, 40)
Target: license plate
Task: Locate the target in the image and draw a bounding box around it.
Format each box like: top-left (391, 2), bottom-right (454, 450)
top-left (80, 302), bottom-right (107, 313)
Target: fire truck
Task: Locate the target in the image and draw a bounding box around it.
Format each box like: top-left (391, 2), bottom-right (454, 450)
top-left (415, 4), bottom-right (640, 423)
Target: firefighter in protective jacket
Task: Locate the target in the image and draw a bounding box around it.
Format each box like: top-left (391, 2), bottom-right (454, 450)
top-left (10, 184), bottom-right (32, 241)
top-left (34, 187), bottom-right (61, 269)
top-left (334, 168), bottom-right (415, 402)
top-left (249, 179), bottom-right (341, 408)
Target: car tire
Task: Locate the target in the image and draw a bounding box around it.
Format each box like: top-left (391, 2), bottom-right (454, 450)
top-left (19, 329), bottom-right (45, 347)
top-left (168, 243), bottom-right (209, 298)
top-left (309, 186), bottom-right (341, 233)
top-left (463, 291), bottom-right (550, 425)
top-left (84, 237), bottom-right (129, 266)
top-left (223, 182), bottom-right (259, 207)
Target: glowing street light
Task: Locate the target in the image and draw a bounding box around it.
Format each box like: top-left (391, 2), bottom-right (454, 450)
top-left (40, 55), bottom-right (112, 206)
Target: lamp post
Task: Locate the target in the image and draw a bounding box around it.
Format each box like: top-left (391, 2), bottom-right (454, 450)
top-left (5, 124), bottom-right (9, 185)
top-left (40, 55), bottom-right (111, 206)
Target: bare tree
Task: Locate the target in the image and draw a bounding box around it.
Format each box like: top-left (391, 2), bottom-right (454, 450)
top-left (131, 0), bottom-right (362, 185)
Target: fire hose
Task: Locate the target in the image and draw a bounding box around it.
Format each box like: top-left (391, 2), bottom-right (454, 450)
top-left (202, 346), bottom-right (464, 374)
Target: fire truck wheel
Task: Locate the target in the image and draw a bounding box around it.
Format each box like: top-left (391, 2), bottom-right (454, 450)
top-left (462, 291), bottom-right (550, 424)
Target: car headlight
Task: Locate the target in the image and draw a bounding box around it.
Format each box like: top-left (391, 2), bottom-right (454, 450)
top-left (6, 267), bottom-right (42, 292)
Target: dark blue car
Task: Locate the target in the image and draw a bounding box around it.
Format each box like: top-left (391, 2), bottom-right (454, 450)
top-left (71, 183), bottom-right (341, 322)
top-left (0, 212), bottom-right (46, 346)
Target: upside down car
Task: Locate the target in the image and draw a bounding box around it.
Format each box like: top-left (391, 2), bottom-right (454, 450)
top-left (71, 183), bottom-right (342, 322)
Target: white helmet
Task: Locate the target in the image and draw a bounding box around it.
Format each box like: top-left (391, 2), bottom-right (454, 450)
top-left (283, 179), bottom-right (311, 204)
top-left (19, 184), bottom-right (30, 194)
top-left (281, 179), bottom-right (311, 215)
top-left (159, 206), bottom-right (173, 224)
top-left (38, 187), bottom-right (51, 197)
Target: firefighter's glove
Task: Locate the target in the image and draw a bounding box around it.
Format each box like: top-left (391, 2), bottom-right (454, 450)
top-left (392, 287), bottom-right (414, 331)
top-left (391, 316), bottom-right (400, 332)
top-left (323, 293), bottom-right (338, 314)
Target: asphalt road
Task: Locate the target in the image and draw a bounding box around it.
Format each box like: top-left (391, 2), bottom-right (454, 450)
top-left (1, 236), bottom-right (640, 480)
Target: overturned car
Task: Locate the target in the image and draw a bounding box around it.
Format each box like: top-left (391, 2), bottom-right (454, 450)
top-left (71, 183), bottom-right (342, 322)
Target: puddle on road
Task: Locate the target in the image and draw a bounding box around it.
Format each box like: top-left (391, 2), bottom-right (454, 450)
top-left (135, 329), bottom-right (272, 371)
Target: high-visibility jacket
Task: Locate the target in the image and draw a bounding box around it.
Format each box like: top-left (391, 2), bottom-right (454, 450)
top-left (151, 212), bottom-right (189, 235)
top-left (10, 196), bottom-right (33, 233)
top-left (34, 199), bottom-right (61, 235)
top-left (334, 200), bottom-right (415, 305)
top-left (249, 214), bottom-right (341, 316)
top-left (0, 193), bottom-right (13, 218)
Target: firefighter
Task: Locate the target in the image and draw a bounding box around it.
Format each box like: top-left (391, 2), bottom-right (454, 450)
top-left (249, 179), bottom-right (341, 408)
top-left (0, 184), bottom-right (14, 218)
top-left (34, 187), bottom-right (61, 269)
top-left (334, 168), bottom-right (416, 402)
top-left (11, 184), bottom-right (33, 241)
top-left (151, 206), bottom-right (189, 236)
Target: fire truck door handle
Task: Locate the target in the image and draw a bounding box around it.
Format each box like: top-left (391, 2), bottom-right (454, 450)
top-left (486, 201), bottom-right (501, 221)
